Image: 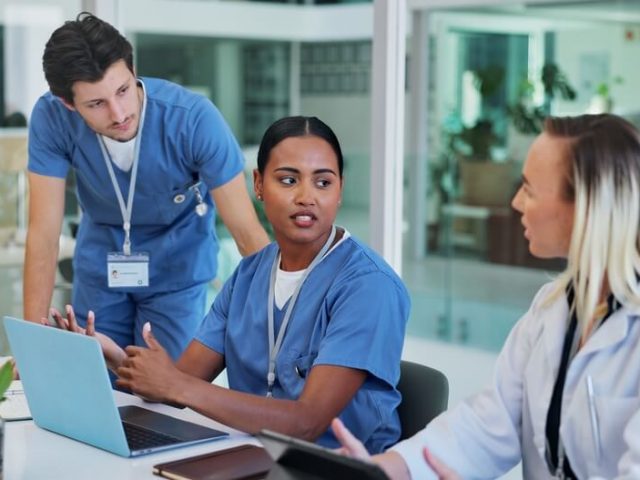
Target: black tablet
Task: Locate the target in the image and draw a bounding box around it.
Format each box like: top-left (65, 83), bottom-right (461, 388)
top-left (256, 430), bottom-right (389, 480)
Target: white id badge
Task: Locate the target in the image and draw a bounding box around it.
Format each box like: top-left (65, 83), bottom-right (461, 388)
top-left (107, 252), bottom-right (150, 288)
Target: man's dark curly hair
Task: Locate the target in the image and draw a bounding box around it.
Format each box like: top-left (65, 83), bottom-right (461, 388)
top-left (42, 12), bottom-right (134, 104)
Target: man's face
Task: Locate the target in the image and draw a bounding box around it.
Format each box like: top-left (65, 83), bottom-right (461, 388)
top-left (62, 60), bottom-right (141, 142)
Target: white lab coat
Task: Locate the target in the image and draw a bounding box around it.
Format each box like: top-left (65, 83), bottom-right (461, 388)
top-left (393, 282), bottom-right (640, 479)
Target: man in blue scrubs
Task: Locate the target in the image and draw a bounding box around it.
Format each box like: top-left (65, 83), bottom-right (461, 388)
top-left (23, 12), bottom-right (269, 359)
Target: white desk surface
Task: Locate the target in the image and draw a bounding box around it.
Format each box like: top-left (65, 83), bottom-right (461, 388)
top-left (4, 390), bottom-right (260, 480)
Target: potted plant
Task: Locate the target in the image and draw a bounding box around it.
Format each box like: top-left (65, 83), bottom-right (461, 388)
top-left (0, 361), bottom-right (11, 398)
top-left (451, 66), bottom-right (520, 207)
top-left (588, 75), bottom-right (623, 113)
top-left (454, 119), bottom-right (498, 161)
top-left (426, 147), bottom-right (458, 252)
top-left (453, 66), bottom-right (504, 161)
top-left (509, 63), bottom-right (577, 136)
top-left (507, 63), bottom-right (577, 164)
top-left (0, 359), bottom-right (15, 478)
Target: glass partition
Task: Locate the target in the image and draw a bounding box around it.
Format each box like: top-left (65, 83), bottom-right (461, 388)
top-left (135, 34), bottom-right (291, 145)
top-left (225, 0), bottom-right (370, 4)
top-left (404, 1), bottom-right (640, 353)
top-left (299, 40), bottom-right (372, 241)
top-left (120, 0), bottom-right (376, 285)
top-left (1, 0), bottom-right (639, 376)
top-left (0, 0), bottom-right (82, 348)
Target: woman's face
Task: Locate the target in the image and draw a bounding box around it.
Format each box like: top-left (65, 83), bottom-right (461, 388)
top-left (254, 135), bottom-right (343, 252)
top-left (511, 132), bottom-right (575, 259)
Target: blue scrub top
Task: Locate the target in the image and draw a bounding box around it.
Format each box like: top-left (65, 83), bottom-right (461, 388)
top-left (28, 78), bottom-right (244, 292)
top-left (196, 236), bottom-right (410, 453)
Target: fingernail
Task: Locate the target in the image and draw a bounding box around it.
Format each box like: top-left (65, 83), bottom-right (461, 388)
top-left (143, 322), bottom-right (151, 335)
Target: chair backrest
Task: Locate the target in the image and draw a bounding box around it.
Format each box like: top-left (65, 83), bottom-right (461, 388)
top-left (397, 360), bottom-right (449, 440)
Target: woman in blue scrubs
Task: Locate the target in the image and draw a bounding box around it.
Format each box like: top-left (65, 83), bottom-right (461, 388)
top-left (55, 116), bottom-right (410, 452)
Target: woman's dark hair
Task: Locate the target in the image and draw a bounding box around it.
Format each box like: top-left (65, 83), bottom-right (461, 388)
top-left (256, 116), bottom-right (344, 176)
top-left (43, 12), bottom-right (134, 104)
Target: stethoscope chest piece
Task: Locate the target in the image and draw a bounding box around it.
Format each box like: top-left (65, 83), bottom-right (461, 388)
top-left (188, 182), bottom-right (209, 217)
top-left (195, 202), bottom-right (208, 217)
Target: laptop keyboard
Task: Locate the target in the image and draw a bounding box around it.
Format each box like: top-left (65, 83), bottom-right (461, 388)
top-left (123, 422), bottom-right (181, 450)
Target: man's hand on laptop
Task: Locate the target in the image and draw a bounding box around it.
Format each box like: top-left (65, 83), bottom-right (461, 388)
top-left (49, 305), bottom-right (127, 373)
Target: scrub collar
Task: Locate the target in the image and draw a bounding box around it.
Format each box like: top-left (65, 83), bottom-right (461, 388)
top-left (265, 225), bottom-right (337, 397)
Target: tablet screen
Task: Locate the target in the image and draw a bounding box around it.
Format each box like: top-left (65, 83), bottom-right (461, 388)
top-left (257, 430), bottom-right (389, 480)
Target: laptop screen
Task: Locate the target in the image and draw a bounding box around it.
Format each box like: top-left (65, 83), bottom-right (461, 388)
top-left (4, 316), bottom-right (227, 457)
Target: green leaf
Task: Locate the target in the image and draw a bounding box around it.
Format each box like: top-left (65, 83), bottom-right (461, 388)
top-left (0, 360), bottom-right (13, 400)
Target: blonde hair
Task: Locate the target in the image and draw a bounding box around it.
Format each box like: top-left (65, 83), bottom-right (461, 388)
top-left (545, 114), bottom-right (640, 338)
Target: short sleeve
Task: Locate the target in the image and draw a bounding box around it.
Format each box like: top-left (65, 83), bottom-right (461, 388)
top-left (28, 96), bottom-right (71, 178)
top-left (194, 269), bottom-right (237, 355)
top-left (313, 271), bottom-right (409, 388)
top-left (187, 97), bottom-right (244, 190)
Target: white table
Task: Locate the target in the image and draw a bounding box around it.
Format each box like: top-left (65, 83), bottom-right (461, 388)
top-left (4, 391), bottom-right (259, 480)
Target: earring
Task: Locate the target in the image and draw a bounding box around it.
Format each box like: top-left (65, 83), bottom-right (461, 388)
top-left (257, 194), bottom-right (263, 201)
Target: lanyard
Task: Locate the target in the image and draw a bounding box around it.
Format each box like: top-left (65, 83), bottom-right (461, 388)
top-left (545, 284), bottom-right (579, 479)
top-left (97, 82), bottom-right (148, 256)
top-left (555, 318), bottom-right (579, 479)
top-left (265, 225), bottom-right (337, 397)
top-left (545, 287), bottom-right (619, 479)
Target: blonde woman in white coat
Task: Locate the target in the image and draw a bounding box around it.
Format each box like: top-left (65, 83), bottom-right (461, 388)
top-left (333, 114), bottom-right (640, 479)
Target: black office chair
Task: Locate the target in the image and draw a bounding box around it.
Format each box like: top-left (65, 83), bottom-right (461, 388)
top-left (58, 258), bottom-right (74, 283)
top-left (397, 360), bottom-right (449, 440)
top-left (57, 220), bottom-right (78, 284)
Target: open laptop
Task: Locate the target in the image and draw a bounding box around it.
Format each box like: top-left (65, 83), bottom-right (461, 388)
top-left (4, 316), bottom-right (228, 457)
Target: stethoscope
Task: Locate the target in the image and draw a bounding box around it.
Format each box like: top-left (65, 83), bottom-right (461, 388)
top-left (172, 182), bottom-right (208, 217)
